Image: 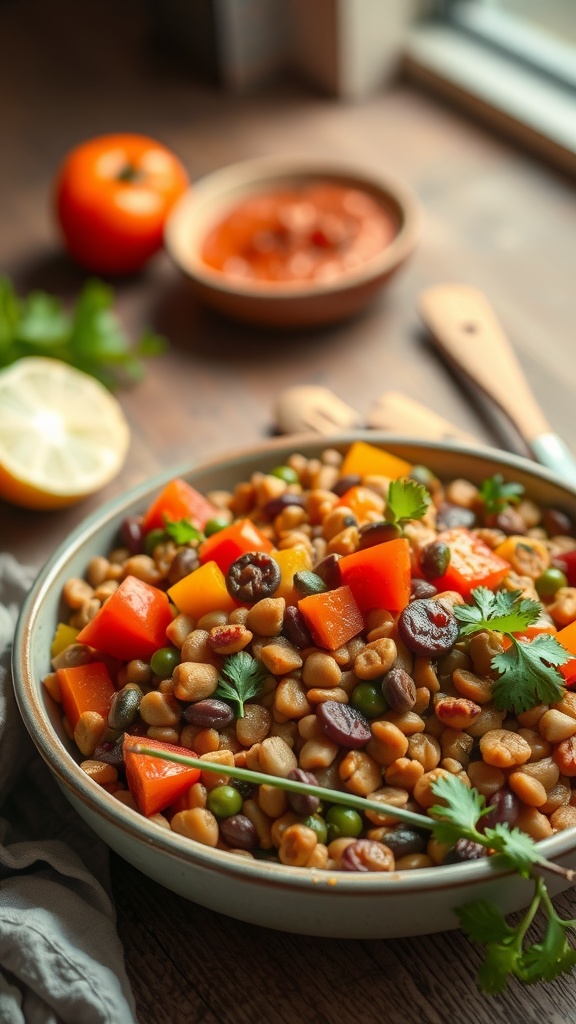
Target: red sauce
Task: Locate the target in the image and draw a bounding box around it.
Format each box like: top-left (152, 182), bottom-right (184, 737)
top-left (200, 182), bottom-right (398, 285)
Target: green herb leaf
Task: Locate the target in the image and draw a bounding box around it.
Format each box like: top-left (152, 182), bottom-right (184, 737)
top-left (427, 773), bottom-right (488, 845)
top-left (386, 478), bottom-right (431, 527)
top-left (477, 940), bottom-right (522, 994)
top-left (485, 823), bottom-right (543, 877)
top-left (215, 651), bottom-right (268, 718)
top-left (479, 473), bottom-right (524, 515)
top-left (456, 901), bottom-right (516, 945)
top-left (491, 634), bottom-right (570, 714)
top-left (163, 517), bottom-right (202, 545)
top-left (454, 586), bottom-right (542, 637)
top-left (520, 916), bottom-right (576, 984)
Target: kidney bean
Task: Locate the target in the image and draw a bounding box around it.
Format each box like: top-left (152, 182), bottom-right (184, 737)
top-left (226, 552), bottom-right (281, 602)
top-left (381, 667), bottom-right (417, 713)
top-left (381, 827), bottom-right (427, 858)
top-left (182, 698), bottom-right (235, 729)
top-left (398, 598), bottom-right (459, 657)
top-left (283, 606), bottom-right (314, 649)
top-left (92, 736), bottom-right (126, 768)
top-left (331, 474), bottom-right (362, 497)
top-left (219, 814), bottom-right (259, 851)
top-left (341, 839), bottom-right (395, 872)
top-left (316, 700), bottom-right (371, 749)
top-left (120, 515), bottom-right (144, 554)
top-left (263, 493), bottom-right (306, 518)
top-left (167, 547), bottom-right (200, 587)
top-left (480, 786), bottom-right (520, 831)
top-left (287, 768), bottom-right (320, 816)
top-left (436, 503), bottom-right (476, 530)
top-left (410, 578), bottom-right (438, 601)
top-left (313, 553), bottom-right (342, 589)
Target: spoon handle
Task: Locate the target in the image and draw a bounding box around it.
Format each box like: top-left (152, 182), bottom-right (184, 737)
top-left (418, 283), bottom-right (576, 485)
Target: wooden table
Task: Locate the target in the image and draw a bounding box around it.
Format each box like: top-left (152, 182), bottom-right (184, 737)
top-left (2, 2), bottom-right (576, 1021)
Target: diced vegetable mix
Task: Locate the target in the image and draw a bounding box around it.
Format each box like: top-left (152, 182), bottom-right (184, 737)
top-left (45, 441), bottom-right (576, 875)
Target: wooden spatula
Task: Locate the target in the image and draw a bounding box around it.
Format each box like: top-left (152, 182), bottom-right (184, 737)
top-left (419, 283), bottom-right (576, 486)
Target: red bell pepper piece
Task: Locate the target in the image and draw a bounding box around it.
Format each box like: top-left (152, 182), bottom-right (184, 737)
top-left (56, 661), bottom-right (115, 729)
top-left (553, 549), bottom-right (576, 587)
top-left (338, 537), bottom-right (411, 614)
top-left (76, 575), bottom-right (173, 661)
top-left (141, 477), bottom-right (218, 533)
top-left (298, 585), bottom-right (364, 651)
top-left (556, 620), bottom-right (576, 687)
top-left (123, 736), bottom-right (201, 816)
top-left (427, 528), bottom-right (511, 598)
top-left (198, 518), bottom-right (274, 575)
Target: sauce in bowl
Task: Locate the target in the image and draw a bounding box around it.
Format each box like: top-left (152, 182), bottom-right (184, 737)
top-left (200, 182), bottom-right (399, 285)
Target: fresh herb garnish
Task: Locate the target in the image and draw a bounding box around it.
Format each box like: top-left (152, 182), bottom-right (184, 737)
top-left (479, 473), bottom-right (524, 515)
top-left (454, 587), bottom-right (571, 713)
top-left (386, 478), bottom-right (431, 528)
top-left (163, 517), bottom-right (202, 545)
top-left (0, 275), bottom-right (165, 389)
top-left (214, 651), bottom-right (268, 718)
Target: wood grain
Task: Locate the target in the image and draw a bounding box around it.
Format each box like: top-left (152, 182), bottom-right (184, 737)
top-left (2, 1), bottom-right (576, 1021)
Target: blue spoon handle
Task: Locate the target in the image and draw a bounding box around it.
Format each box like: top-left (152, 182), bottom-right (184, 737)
top-left (531, 434), bottom-right (576, 488)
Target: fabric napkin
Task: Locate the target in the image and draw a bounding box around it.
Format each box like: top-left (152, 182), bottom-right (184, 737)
top-left (0, 553), bottom-right (138, 1024)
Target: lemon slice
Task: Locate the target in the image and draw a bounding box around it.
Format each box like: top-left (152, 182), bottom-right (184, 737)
top-left (0, 357), bottom-right (131, 509)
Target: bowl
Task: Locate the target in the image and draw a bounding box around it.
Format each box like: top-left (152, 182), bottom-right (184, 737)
top-left (163, 157), bottom-right (419, 328)
top-left (12, 433), bottom-right (576, 939)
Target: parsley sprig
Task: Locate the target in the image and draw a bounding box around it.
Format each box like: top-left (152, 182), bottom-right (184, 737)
top-left (214, 651), bottom-right (268, 718)
top-left (0, 275), bottom-right (165, 389)
top-left (385, 478), bottom-right (431, 528)
top-left (479, 473), bottom-right (524, 515)
top-left (454, 587), bottom-right (571, 713)
top-left (163, 517), bottom-right (203, 545)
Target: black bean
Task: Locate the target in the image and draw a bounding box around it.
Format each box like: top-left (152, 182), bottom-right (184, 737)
top-left (283, 606), bottom-right (313, 648)
top-left (410, 578), bottom-right (438, 601)
top-left (332, 474), bottom-right (362, 497)
top-left (445, 838), bottom-right (488, 863)
top-left (167, 547), bottom-right (200, 586)
top-left (381, 827), bottom-right (427, 858)
top-left (420, 541), bottom-right (451, 579)
top-left (287, 768), bottom-right (320, 816)
top-left (358, 521), bottom-right (403, 550)
top-left (316, 701), bottom-right (371, 748)
top-left (436, 503), bottom-right (476, 530)
top-left (182, 698), bottom-right (235, 729)
top-left (381, 667), bottom-right (417, 712)
top-left (226, 551), bottom-right (281, 603)
top-left (263, 493), bottom-right (306, 519)
top-left (219, 814), bottom-right (259, 851)
top-left (313, 553), bottom-right (342, 590)
top-left (398, 598), bottom-right (459, 657)
top-left (120, 515), bottom-right (144, 554)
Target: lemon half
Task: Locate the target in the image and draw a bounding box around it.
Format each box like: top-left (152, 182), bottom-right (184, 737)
top-left (0, 357), bottom-right (131, 509)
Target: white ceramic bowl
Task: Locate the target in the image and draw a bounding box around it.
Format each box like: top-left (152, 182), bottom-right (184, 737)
top-left (12, 433), bottom-right (576, 939)
top-left (164, 156), bottom-right (419, 328)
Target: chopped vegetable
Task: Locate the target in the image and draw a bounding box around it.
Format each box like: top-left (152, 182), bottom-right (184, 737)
top-left (214, 651), bottom-right (268, 718)
top-left (198, 518), bottom-right (274, 575)
top-left (427, 528), bottom-right (511, 597)
top-left (454, 586), bottom-right (542, 637)
top-left (167, 560), bottom-right (238, 618)
top-left (272, 548), bottom-right (313, 605)
top-left (385, 477), bottom-right (431, 527)
top-left (56, 661), bottom-right (115, 728)
top-left (478, 473), bottom-right (524, 515)
top-left (123, 736), bottom-right (201, 816)
top-left (50, 622), bottom-right (79, 658)
top-left (556, 620), bottom-right (576, 686)
top-left (298, 585), bottom-right (364, 650)
top-left (141, 477), bottom-right (217, 534)
top-left (338, 537), bottom-right (411, 613)
top-left (76, 575), bottom-right (173, 661)
top-left (339, 440), bottom-right (412, 480)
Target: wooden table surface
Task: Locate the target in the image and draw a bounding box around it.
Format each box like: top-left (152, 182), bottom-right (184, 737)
top-left (2, 2), bottom-right (576, 1022)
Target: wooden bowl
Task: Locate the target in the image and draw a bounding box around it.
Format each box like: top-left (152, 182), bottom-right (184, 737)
top-left (164, 157), bottom-right (419, 328)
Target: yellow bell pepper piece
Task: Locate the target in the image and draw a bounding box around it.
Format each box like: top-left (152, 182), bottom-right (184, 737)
top-left (340, 441), bottom-right (412, 480)
top-left (50, 623), bottom-right (79, 658)
top-left (273, 548), bottom-right (312, 606)
top-left (167, 560), bottom-right (238, 619)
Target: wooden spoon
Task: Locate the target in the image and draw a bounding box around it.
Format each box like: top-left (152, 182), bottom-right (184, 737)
top-left (419, 283), bottom-right (576, 486)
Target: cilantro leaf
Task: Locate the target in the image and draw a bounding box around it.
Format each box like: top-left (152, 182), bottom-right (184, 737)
top-left (386, 478), bottom-right (431, 527)
top-left (163, 517), bottom-right (202, 545)
top-left (428, 773), bottom-right (488, 845)
top-left (478, 940), bottom-right (522, 994)
top-left (485, 823), bottom-right (543, 877)
top-left (479, 473), bottom-right (524, 515)
top-left (491, 635), bottom-right (570, 714)
top-left (456, 901), bottom-right (516, 945)
top-left (215, 651), bottom-right (267, 718)
top-left (520, 915), bottom-right (576, 984)
top-left (454, 586), bottom-right (542, 637)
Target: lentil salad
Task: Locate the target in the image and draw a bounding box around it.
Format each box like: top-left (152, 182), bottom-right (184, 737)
top-left (44, 440), bottom-right (576, 875)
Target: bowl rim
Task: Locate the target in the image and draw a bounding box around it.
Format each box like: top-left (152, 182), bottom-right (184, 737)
top-left (12, 431), bottom-right (576, 896)
top-left (163, 155), bottom-right (420, 300)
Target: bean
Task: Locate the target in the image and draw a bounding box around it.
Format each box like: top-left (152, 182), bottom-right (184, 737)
top-left (120, 515), bottom-right (144, 554)
top-left (108, 687), bottom-right (141, 731)
top-left (316, 700), bottom-right (371, 749)
top-left (420, 541), bottom-right (451, 579)
top-left (436, 503), bottom-right (476, 530)
top-left (183, 699), bottom-right (235, 729)
top-left (380, 827), bottom-right (427, 858)
top-left (263, 493), bottom-right (306, 518)
top-left (480, 786), bottom-right (520, 830)
top-left (167, 547), bottom-right (200, 586)
top-left (313, 553), bottom-right (343, 589)
top-left (398, 599), bottom-right (459, 657)
top-left (226, 552), bottom-right (281, 602)
top-left (219, 814), bottom-right (259, 850)
top-left (331, 474), bottom-right (362, 497)
top-left (381, 667), bottom-right (417, 713)
top-left (445, 839), bottom-right (488, 863)
top-left (286, 768), bottom-right (320, 816)
top-left (282, 606), bottom-right (313, 648)
top-left (410, 579), bottom-right (438, 601)
top-left (358, 522), bottom-right (402, 550)
top-left (341, 839), bottom-right (394, 872)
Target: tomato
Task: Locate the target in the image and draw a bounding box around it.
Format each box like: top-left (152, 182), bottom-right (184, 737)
top-left (427, 528), bottom-right (511, 598)
top-left (55, 133), bottom-right (189, 275)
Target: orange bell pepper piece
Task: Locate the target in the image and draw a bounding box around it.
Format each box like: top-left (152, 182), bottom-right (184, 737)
top-left (141, 477), bottom-right (218, 533)
top-left (339, 441), bottom-right (412, 480)
top-left (298, 585), bottom-right (364, 651)
top-left (556, 620), bottom-right (576, 686)
top-left (336, 485), bottom-right (385, 523)
top-left (338, 537), bottom-right (412, 614)
top-left (76, 575), bottom-right (174, 661)
top-left (198, 518), bottom-right (274, 575)
top-left (427, 528), bottom-right (511, 598)
top-left (56, 661), bottom-right (115, 729)
top-left (123, 736), bottom-right (201, 816)
top-left (167, 560), bottom-right (238, 618)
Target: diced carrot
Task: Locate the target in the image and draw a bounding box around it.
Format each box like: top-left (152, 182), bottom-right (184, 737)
top-left (556, 620), bottom-right (576, 686)
top-left (298, 585), bottom-right (364, 651)
top-left (167, 560), bottom-right (238, 618)
top-left (141, 477), bottom-right (218, 533)
top-left (56, 661), bottom-right (115, 728)
top-left (338, 537), bottom-right (411, 614)
top-left (198, 518), bottom-right (274, 575)
top-left (339, 441), bottom-right (412, 480)
top-left (123, 736), bottom-right (201, 817)
top-left (76, 575), bottom-right (174, 661)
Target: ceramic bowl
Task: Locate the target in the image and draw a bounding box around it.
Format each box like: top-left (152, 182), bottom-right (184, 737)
top-left (12, 433), bottom-right (576, 939)
top-left (163, 157), bottom-right (419, 328)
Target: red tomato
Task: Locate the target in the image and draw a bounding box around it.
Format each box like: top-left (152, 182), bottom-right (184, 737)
top-left (54, 133), bottom-right (189, 275)
top-left (428, 528), bottom-right (511, 598)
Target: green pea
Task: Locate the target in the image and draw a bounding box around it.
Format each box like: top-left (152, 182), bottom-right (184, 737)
top-left (409, 465), bottom-right (437, 489)
top-left (144, 528), bottom-right (168, 556)
top-left (303, 813), bottom-right (328, 844)
top-left (150, 646), bottom-right (180, 679)
top-left (326, 805), bottom-right (363, 842)
top-left (350, 681), bottom-right (387, 719)
top-left (536, 566), bottom-right (568, 599)
top-left (207, 785), bottom-right (244, 818)
top-left (270, 465), bottom-right (299, 485)
top-left (204, 515), bottom-right (230, 537)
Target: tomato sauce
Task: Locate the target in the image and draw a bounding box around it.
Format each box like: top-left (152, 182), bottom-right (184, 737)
top-left (200, 182), bottom-right (398, 285)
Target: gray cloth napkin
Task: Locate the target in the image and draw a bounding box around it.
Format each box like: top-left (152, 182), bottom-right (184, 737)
top-left (0, 554), bottom-right (138, 1024)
